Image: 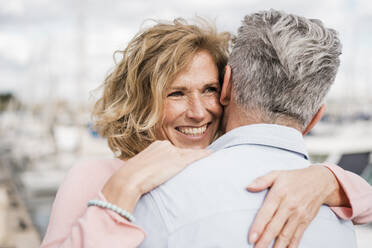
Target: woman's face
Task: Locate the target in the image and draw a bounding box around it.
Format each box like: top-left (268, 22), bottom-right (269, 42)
top-left (157, 50), bottom-right (223, 149)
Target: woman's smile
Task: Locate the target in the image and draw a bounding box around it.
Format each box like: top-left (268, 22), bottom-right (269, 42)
top-left (176, 123), bottom-right (208, 136)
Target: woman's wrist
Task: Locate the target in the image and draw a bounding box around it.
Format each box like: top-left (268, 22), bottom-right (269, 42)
top-left (88, 199), bottom-right (136, 222)
top-left (317, 165), bottom-right (349, 207)
top-left (102, 169), bottom-right (143, 213)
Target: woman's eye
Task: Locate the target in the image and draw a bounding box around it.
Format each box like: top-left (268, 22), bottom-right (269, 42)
top-left (205, 87), bottom-right (219, 93)
top-left (167, 91), bottom-right (184, 97)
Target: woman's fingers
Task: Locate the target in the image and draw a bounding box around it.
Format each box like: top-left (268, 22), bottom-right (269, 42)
top-left (288, 221), bottom-right (308, 248)
top-left (288, 205), bottom-right (320, 248)
top-left (273, 214), bottom-right (301, 248)
top-left (178, 148), bottom-right (212, 165)
top-left (254, 202), bottom-right (291, 248)
top-left (248, 167), bottom-right (331, 247)
top-left (247, 171), bottom-right (280, 192)
top-left (128, 141), bottom-right (213, 194)
top-left (247, 171), bottom-right (282, 244)
top-left (248, 188), bottom-right (281, 244)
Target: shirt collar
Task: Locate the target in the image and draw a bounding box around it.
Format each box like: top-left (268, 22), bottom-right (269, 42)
top-left (208, 124), bottom-right (308, 160)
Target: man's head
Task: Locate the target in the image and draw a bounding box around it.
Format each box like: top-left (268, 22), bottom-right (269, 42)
top-left (221, 9), bottom-right (342, 133)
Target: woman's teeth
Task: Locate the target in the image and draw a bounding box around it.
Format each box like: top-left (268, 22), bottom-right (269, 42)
top-left (177, 125), bottom-right (207, 136)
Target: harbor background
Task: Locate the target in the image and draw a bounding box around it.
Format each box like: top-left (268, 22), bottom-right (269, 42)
top-left (0, 0), bottom-right (372, 247)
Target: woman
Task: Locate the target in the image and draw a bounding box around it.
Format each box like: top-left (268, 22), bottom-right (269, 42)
top-left (41, 19), bottom-right (372, 248)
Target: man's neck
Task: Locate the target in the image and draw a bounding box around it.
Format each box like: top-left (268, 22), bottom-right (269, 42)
top-left (223, 103), bottom-right (303, 133)
top-left (222, 103), bottom-right (262, 133)
top-left (224, 111), bottom-right (262, 133)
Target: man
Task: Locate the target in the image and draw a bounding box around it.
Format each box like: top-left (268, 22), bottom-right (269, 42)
top-left (134, 10), bottom-right (356, 247)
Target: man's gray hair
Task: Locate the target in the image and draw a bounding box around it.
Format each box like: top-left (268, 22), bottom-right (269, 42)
top-left (229, 9), bottom-right (342, 128)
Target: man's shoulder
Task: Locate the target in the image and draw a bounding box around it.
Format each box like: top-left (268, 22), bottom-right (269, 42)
top-left (158, 146), bottom-right (263, 188)
top-left (170, 143), bottom-right (309, 184)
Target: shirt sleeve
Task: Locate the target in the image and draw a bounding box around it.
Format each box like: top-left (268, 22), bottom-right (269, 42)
top-left (321, 163), bottom-right (372, 224)
top-left (40, 160), bottom-right (146, 248)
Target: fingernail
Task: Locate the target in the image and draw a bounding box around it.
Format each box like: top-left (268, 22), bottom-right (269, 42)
top-left (249, 232), bottom-right (258, 244)
top-left (247, 181), bottom-right (257, 188)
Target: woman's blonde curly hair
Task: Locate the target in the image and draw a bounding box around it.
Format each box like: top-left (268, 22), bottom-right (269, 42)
top-left (93, 18), bottom-right (230, 159)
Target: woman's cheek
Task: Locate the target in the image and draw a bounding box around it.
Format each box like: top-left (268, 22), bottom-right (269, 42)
top-left (163, 99), bottom-right (187, 121)
top-left (205, 95), bottom-right (223, 118)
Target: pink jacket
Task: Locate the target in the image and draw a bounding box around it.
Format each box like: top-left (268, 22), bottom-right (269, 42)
top-left (41, 159), bottom-right (372, 248)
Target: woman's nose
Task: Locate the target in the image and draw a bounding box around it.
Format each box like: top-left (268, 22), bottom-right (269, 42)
top-left (185, 95), bottom-right (207, 122)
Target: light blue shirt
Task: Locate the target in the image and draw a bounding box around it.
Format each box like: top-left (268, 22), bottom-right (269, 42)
top-left (134, 124), bottom-right (356, 247)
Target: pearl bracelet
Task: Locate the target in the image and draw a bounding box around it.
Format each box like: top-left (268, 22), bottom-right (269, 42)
top-left (88, 199), bottom-right (135, 223)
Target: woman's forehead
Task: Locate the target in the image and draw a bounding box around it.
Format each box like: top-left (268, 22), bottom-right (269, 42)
top-left (169, 50), bottom-right (219, 89)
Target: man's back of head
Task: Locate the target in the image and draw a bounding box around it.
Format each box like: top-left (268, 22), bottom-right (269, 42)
top-left (224, 9), bottom-right (342, 131)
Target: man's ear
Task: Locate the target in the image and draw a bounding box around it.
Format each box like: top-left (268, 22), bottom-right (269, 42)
top-left (220, 65), bottom-right (232, 106)
top-left (302, 104), bottom-right (326, 135)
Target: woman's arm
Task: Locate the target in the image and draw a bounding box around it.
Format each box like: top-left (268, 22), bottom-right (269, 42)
top-left (41, 141), bottom-right (211, 248)
top-left (323, 163), bottom-right (372, 224)
top-left (40, 160), bottom-right (145, 248)
top-left (101, 140), bottom-right (212, 213)
top-left (246, 164), bottom-right (372, 248)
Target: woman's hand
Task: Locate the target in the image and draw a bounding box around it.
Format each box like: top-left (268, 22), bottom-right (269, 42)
top-left (102, 140), bottom-right (212, 213)
top-left (246, 165), bottom-right (349, 248)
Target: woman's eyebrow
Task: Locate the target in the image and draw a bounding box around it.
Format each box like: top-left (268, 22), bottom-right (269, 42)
top-left (203, 82), bottom-right (220, 88)
top-left (169, 81), bottom-right (219, 90)
top-left (168, 86), bottom-right (187, 91)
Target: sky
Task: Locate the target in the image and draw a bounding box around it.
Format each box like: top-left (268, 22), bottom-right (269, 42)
top-left (1, 0), bottom-right (372, 104)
